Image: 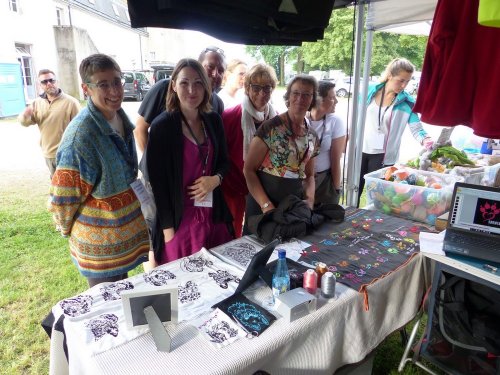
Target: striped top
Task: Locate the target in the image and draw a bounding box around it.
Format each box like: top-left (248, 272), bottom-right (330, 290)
top-left (49, 99), bottom-right (149, 278)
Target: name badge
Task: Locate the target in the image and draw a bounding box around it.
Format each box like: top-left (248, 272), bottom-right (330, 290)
top-left (194, 191), bottom-right (213, 207)
top-left (373, 132), bottom-right (385, 149)
top-left (130, 179), bottom-right (154, 206)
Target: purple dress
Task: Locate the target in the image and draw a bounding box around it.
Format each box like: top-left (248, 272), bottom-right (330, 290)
top-left (162, 135), bottom-right (232, 263)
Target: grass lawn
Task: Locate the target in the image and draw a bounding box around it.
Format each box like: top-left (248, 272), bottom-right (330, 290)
top-left (0, 175), bottom-right (440, 374)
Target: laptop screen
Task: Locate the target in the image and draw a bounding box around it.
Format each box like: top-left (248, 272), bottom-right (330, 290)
top-left (448, 182), bottom-right (500, 236)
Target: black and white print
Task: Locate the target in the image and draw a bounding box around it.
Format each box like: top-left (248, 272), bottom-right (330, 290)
top-left (180, 255), bottom-right (213, 272)
top-left (85, 313), bottom-right (119, 341)
top-left (59, 295), bottom-right (93, 317)
top-left (208, 270), bottom-right (241, 289)
top-left (100, 280), bottom-right (134, 301)
top-left (144, 269), bottom-right (176, 286)
top-left (218, 242), bottom-right (257, 268)
top-left (206, 321), bottom-right (239, 344)
top-left (178, 281), bottom-right (201, 303)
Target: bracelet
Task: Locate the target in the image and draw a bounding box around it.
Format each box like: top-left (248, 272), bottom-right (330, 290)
top-left (261, 201), bottom-right (271, 210)
top-left (216, 173), bottom-right (223, 186)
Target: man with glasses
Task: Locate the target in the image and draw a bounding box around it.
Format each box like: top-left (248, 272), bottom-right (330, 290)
top-left (18, 69), bottom-right (81, 178)
top-left (134, 46), bottom-right (226, 153)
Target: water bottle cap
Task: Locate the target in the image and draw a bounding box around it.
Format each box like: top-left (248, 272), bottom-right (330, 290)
top-left (277, 249), bottom-right (286, 258)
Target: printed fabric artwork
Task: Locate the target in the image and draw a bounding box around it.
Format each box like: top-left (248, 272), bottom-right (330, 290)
top-left (209, 236), bottom-right (264, 270)
top-left (214, 293), bottom-right (277, 337)
top-left (194, 308), bottom-right (246, 348)
top-left (41, 248), bottom-right (245, 363)
top-left (298, 207), bottom-right (433, 309)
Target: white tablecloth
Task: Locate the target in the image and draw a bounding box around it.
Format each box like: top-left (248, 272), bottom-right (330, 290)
top-left (47, 249), bottom-right (425, 375)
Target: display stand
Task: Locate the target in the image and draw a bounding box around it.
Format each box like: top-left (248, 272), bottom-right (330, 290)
top-left (121, 285), bottom-right (178, 352)
top-left (143, 306), bottom-right (172, 352)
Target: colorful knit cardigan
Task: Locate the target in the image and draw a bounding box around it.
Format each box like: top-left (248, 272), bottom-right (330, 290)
top-left (49, 99), bottom-right (150, 278)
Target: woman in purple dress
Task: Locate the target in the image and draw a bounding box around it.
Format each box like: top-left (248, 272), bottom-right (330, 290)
top-left (146, 58), bottom-right (233, 266)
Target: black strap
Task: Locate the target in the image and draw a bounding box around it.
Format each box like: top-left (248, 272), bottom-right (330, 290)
top-left (377, 84), bottom-right (396, 131)
top-left (180, 111), bottom-right (210, 176)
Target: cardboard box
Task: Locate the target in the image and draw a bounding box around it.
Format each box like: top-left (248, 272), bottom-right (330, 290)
top-left (275, 287), bottom-right (317, 323)
top-left (364, 167), bottom-right (462, 225)
top-left (434, 211), bottom-right (449, 231)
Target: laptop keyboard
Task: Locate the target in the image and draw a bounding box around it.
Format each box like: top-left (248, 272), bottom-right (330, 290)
top-left (446, 231), bottom-right (500, 250)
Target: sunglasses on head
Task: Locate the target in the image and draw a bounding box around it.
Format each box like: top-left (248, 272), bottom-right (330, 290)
top-left (203, 46), bottom-right (225, 58)
top-left (40, 78), bottom-right (56, 85)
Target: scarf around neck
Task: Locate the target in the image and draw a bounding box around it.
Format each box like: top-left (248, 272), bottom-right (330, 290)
top-left (241, 95), bottom-right (277, 161)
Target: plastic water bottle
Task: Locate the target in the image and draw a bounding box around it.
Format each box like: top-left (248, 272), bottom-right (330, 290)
top-left (272, 249), bottom-right (290, 303)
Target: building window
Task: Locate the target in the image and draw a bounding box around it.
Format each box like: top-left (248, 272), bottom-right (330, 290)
top-left (56, 7), bottom-right (64, 26)
top-left (150, 52), bottom-right (156, 61)
top-left (9, 0), bottom-right (18, 12)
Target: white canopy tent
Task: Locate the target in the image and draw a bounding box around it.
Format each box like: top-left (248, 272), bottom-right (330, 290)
top-left (344, 0), bottom-right (437, 207)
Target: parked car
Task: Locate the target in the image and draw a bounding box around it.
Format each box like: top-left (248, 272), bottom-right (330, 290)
top-left (122, 71), bottom-right (151, 101)
top-left (325, 77), bottom-right (358, 98)
top-left (151, 64), bottom-right (175, 83)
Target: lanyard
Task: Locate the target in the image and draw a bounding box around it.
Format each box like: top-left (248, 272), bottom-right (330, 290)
top-left (180, 112), bottom-right (210, 176)
top-left (377, 84), bottom-right (396, 131)
top-left (285, 112), bottom-right (310, 167)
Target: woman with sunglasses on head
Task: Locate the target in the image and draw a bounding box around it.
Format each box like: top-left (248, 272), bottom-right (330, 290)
top-left (358, 58), bottom-right (434, 207)
top-left (307, 80), bottom-right (346, 206)
top-left (221, 63), bottom-right (278, 237)
top-left (243, 74), bottom-right (320, 235)
top-left (49, 54), bottom-right (150, 287)
top-left (146, 58), bottom-right (233, 266)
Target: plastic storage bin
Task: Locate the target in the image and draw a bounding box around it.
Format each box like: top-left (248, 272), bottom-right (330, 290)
top-left (364, 167), bottom-right (463, 225)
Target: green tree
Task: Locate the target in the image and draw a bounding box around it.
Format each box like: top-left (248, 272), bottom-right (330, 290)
top-left (300, 7), bottom-right (428, 76)
top-left (246, 45), bottom-right (297, 84)
top-left (246, 7), bottom-right (428, 79)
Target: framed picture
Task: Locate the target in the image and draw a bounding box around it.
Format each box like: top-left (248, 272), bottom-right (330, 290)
top-left (121, 285), bottom-right (178, 330)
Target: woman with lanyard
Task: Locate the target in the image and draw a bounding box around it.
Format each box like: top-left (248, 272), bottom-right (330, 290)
top-left (146, 58), bottom-right (233, 266)
top-left (243, 74), bottom-right (320, 234)
top-left (308, 80), bottom-right (347, 206)
top-left (358, 58), bottom-right (434, 208)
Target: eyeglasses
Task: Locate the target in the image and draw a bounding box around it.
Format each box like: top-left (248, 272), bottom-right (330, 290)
top-left (250, 84), bottom-right (273, 94)
top-left (86, 78), bottom-right (124, 92)
top-left (291, 91), bottom-right (313, 100)
top-left (203, 46), bottom-right (225, 58)
top-left (40, 78), bottom-right (56, 85)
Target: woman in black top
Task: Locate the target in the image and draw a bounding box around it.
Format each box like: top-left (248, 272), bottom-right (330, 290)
top-left (147, 58), bottom-right (233, 266)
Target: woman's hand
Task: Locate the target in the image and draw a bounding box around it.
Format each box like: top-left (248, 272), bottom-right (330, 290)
top-left (163, 228), bottom-right (175, 243)
top-left (422, 137), bottom-right (434, 150)
top-left (145, 251), bottom-right (158, 270)
top-left (188, 175), bottom-right (219, 201)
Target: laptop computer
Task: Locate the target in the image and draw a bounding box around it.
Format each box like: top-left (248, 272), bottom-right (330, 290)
top-left (443, 182), bottom-right (500, 263)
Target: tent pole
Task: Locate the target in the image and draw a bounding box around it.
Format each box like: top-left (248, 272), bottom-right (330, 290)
top-left (353, 6), bottom-right (375, 207)
top-left (345, 1), bottom-right (366, 207)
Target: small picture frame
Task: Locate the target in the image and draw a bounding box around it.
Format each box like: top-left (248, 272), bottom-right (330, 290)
top-left (121, 285), bottom-right (178, 330)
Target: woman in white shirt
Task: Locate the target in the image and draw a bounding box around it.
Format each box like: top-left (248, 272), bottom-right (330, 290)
top-left (218, 59), bottom-right (247, 109)
top-left (358, 58), bottom-right (433, 207)
top-left (308, 80), bottom-right (346, 205)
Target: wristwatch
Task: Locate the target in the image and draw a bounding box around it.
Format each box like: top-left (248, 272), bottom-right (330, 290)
top-left (261, 201), bottom-right (271, 210)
